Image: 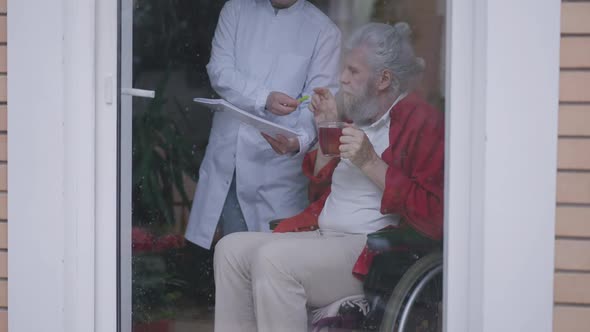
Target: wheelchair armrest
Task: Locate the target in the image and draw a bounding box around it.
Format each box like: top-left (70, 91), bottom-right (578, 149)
top-left (366, 227), bottom-right (441, 254)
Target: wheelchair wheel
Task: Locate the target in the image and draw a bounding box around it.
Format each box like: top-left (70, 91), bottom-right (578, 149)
top-left (379, 251), bottom-right (443, 332)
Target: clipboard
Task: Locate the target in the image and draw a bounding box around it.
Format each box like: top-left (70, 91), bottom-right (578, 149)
top-left (193, 98), bottom-right (299, 139)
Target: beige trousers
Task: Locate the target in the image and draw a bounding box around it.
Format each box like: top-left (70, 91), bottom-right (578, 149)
top-left (213, 230), bottom-right (367, 332)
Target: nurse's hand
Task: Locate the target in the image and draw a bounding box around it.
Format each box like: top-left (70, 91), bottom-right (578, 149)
top-left (261, 133), bottom-right (300, 155)
top-left (266, 91), bottom-right (299, 116)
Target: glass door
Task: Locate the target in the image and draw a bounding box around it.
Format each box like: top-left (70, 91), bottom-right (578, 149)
top-left (119, 1), bottom-right (446, 331)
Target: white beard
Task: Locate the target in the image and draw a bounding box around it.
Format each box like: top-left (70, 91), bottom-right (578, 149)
top-left (336, 84), bottom-right (381, 126)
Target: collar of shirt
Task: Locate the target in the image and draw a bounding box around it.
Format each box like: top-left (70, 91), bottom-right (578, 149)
top-left (361, 92), bottom-right (408, 132)
top-left (260, 0), bottom-right (306, 15)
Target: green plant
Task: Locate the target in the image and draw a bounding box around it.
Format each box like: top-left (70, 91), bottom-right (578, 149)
top-left (129, 0), bottom-right (220, 324)
top-left (132, 73), bottom-right (204, 230)
top-left (131, 73), bottom-right (205, 324)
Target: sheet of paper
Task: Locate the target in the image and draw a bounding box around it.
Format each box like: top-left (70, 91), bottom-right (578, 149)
top-left (193, 98), bottom-right (299, 139)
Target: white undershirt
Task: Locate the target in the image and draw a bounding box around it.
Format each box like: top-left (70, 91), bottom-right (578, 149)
top-left (318, 95), bottom-right (406, 234)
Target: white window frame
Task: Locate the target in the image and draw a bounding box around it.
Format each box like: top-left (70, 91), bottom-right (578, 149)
top-left (444, 1), bottom-right (560, 330)
top-left (7, 0), bottom-right (560, 331)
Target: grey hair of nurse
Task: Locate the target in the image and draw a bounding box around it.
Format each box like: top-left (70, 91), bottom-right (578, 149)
top-left (345, 22), bottom-right (425, 96)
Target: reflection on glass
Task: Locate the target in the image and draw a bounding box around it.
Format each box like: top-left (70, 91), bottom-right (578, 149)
top-left (127, 1), bottom-right (445, 331)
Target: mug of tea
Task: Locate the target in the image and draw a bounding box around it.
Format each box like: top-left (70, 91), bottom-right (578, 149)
top-left (318, 121), bottom-right (345, 157)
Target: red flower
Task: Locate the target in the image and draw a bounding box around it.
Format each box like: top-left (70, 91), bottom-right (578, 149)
top-left (132, 227), bottom-right (155, 254)
top-left (132, 227), bottom-right (185, 253)
top-left (153, 234), bottom-right (185, 252)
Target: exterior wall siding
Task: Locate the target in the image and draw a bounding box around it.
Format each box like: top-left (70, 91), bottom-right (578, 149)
top-left (0, 0), bottom-right (6, 330)
top-left (554, 1), bottom-right (590, 331)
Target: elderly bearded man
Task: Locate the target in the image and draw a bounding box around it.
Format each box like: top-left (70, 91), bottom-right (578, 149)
top-left (213, 22), bottom-right (444, 332)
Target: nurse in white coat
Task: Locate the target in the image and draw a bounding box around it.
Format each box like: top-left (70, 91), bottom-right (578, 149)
top-left (185, 0), bottom-right (341, 249)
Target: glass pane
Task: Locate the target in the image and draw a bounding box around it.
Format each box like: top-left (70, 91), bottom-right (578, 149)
top-left (121, 0), bottom-right (446, 331)
top-left (124, 1), bottom-right (224, 330)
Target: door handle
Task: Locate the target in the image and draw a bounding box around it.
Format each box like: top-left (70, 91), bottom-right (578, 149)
top-left (121, 88), bottom-right (155, 98)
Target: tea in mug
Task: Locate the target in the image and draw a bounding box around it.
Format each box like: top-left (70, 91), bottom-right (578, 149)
top-left (318, 122), bottom-right (345, 157)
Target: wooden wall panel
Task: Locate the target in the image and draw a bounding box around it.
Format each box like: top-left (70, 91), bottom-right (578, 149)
top-left (0, 76), bottom-right (6, 103)
top-left (556, 173), bottom-right (590, 204)
top-left (561, 2), bottom-right (590, 34)
top-left (556, 206), bottom-right (590, 238)
top-left (555, 273), bottom-right (590, 304)
top-left (0, 223), bottom-right (6, 249)
top-left (0, 194), bottom-right (5, 220)
top-left (561, 37), bottom-right (590, 68)
top-left (559, 105), bottom-right (590, 136)
top-left (555, 239), bottom-right (590, 271)
top-left (0, 106), bottom-right (6, 132)
top-left (0, 310), bottom-right (7, 332)
top-left (0, 164), bottom-right (5, 191)
top-left (1, 1), bottom-right (9, 327)
top-left (560, 72), bottom-right (590, 102)
top-left (0, 17), bottom-right (5, 44)
top-left (0, 252), bottom-right (6, 278)
top-left (558, 139), bottom-right (590, 170)
top-left (0, 135), bottom-right (5, 162)
top-left (0, 281), bottom-right (6, 307)
top-left (554, 306), bottom-right (590, 332)
top-left (0, 46), bottom-right (5, 73)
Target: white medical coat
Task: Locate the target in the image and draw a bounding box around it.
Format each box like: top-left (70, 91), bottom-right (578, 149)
top-left (185, 0), bottom-right (341, 248)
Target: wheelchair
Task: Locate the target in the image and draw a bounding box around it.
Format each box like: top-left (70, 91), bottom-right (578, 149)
top-left (373, 250), bottom-right (442, 332)
top-left (270, 221), bottom-right (443, 332)
top-left (360, 227), bottom-right (443, 332)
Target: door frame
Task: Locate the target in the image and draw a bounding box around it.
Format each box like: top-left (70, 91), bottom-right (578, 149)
top-left (443, 1), bottom-right (559, 330)
top-left (7, 0), bottom-right (560, 331)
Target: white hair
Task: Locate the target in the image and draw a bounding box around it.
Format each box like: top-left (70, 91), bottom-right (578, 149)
top-left (346, 22), bottom-right (425, 94)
